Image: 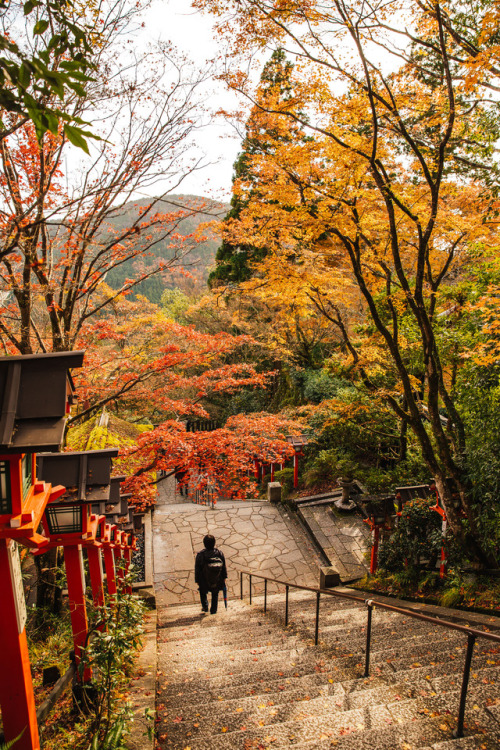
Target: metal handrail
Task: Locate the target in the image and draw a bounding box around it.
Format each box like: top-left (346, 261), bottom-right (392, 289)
top-left (238, 568), bottom-right (500, 739)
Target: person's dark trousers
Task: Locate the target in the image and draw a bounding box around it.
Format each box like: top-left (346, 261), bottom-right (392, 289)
top-left (199, 588), bottom-right (219, 614)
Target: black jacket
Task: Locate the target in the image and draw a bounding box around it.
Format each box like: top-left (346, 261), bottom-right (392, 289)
top-left (195, 547), bottom-right (227, 592)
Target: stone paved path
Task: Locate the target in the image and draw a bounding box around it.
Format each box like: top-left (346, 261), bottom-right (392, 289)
top-left (152, 483), bottom-right (319, 607)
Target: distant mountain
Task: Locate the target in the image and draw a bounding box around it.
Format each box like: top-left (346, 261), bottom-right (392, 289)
top-left (105, 194), bottom-right (229, 302)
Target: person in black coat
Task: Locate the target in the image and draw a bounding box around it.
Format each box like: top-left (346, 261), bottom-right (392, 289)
top-left (195, 534), bottom-right (227, 614)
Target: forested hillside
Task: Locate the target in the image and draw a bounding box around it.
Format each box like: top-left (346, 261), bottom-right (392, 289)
top-left (105, 195), bottom-right (229, 302)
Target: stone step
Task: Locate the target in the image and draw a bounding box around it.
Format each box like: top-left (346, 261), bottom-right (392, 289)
top-left (159, 633), bottom-right (303, 657)
top-left (162, 669), bottom-right (409, 716)
top-left (161, 669), bottom-right (499, 746)
top-left (430, 734), bottom-right (500, 750)
top-left (158, 650), bottom-right (350, 684)
top-left (158, 698), bottom-right (397, 748)
top-left (161, 678), bottom-right (342, 716)
top-left (160, 687), bottom-right (360, 743)
top-left (180, 713), bottom-right (449, 750)
top-left (180, 723), bottom-right (500, 750)
top-left (387, 659), bottom-right (500, 694)
top-left (379, 645), bottom-right (500, 674)
top-left (159, 669), bottom-right (348, 707)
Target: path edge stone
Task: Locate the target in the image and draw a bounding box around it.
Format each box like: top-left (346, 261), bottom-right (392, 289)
top-left (126, 609), bottom-right (157, 750)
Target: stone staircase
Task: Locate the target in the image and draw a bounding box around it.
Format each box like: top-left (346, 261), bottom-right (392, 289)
top-left (156, 589), bottom-right (500, 750)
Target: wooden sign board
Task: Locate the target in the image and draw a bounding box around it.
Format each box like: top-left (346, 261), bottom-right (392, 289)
top-left (7, 539), bottom-right (27, 634)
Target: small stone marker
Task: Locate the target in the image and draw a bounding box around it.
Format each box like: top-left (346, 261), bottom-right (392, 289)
top-left (320, 566), bottom-right (341, 588)
top-left (267, 482), bottom-right (282, 503)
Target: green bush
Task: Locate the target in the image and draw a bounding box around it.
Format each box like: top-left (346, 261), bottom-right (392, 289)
top-left (302, 370), bottom-right (344, 403)
top-left (303, 449), bottom-right (339, 486)
top-left (378, 497), bottom-right (443, 573)
top-left (80, 572), bottom-right (146, 749)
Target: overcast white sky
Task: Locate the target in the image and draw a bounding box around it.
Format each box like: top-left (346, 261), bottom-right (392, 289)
top-left (142, 0), bottom-right (244, 201)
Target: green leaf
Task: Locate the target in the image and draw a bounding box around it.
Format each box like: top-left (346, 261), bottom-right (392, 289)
top-left (46, 110), bottom-right (60, 134)
top-left (0, 727), bottom-right (25, 749)
top-left (33, 19), bottom-right (49, 35)
top-left (64, 123), bottom-right (90, 154)
top-left (43, 71), bottom-right (65, 99)
top-left (19, 63), bottom-right (30, 89)
top-left (23, 0), bottom-right (36, 15)
top-left (66, 81), bottom-right (86, 97)
top-left (47, 34), bottom-right (63, 52)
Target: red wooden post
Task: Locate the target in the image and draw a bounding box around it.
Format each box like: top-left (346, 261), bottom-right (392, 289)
top-left (103, 546), bottom-right (117, 596)
top-left (254, 459), bottom-right (260, 481)
top-left (370, 524), bottom-right (380, 574)
top-left (123, 545), bottom-right (132, 595)
top-left (63, 545), bottom-right (91, 681)
top-left (114, 533), bottom-right (125, 587)
top-left (0, 351), bottom-right (84, 748)
top-left (440, 518), bottom-right (447, 579)
top-left (87, 546), bottom-right (105, 608)
top-left (0, 538), bottom-right (40, 750)
top-left (271, 463), bottom-right (275, 482)
top-left (293, 452), bottom-right (299, 489)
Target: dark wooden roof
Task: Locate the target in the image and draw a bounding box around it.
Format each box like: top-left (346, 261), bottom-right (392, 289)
top-left (37, 448), bottom-right (118, 503)
top-left (0, 351), bottom-right (85, 452)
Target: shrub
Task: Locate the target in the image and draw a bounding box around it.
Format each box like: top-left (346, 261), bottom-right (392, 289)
top-left (303, 449), bottom-right (339, 486)
top-left (378, 497), bottom-right (443, 573)
top-left (80, 574), bottom-right (146, 749)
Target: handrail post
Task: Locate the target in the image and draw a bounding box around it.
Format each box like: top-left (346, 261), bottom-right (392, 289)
top-left (315, 591), bottom-right (320, 646)
top-left (364, 600), bottom-right (373, 678)
top-left (264, 578), bottom-right (267, 613)
top-left (240, 571), bottom-right (243, 600)
top-left (454, 634), bottom-right (476, 738)
top-left (249, 574), bottom-right (252, 605)
top-left (285, 585), bottom-right (289, 626)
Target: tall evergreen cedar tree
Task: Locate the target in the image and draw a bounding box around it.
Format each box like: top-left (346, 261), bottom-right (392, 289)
top-left (209, 49), bottom-right (308, 288)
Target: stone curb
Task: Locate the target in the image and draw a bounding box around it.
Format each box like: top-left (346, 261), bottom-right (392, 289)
top-left (126, 609), bottom-right (157, 750)
top-left (295, 504), bottom-right (331, 567)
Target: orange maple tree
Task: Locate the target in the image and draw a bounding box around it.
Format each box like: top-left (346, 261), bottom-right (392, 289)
top-left (69, 297), bottom-right (301, 507)
top-left (120, 413), bottom-right (298, 509)
top-left (198, 0), bottom-right (500, 564)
